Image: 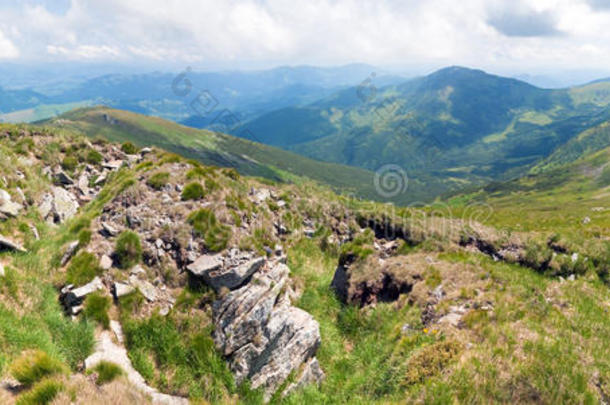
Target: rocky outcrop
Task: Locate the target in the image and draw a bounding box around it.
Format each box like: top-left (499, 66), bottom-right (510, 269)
top-left (331, 254), bottom-right (420, 307)
top-left (212, 260), bottom-right (323, 401)
top-left (187, 254), bottom-right (264, 292)
top-left (39, 186), bottom-right (80, 224)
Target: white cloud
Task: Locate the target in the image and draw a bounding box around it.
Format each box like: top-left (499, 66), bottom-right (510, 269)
top-left (0, 0), bottom-right (610, 72)
top-left (0, 29), bottom-right (18, 59)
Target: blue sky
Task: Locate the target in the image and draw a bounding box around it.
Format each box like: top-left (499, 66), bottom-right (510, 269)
top-left (1, 0), bottom-right (610, 79)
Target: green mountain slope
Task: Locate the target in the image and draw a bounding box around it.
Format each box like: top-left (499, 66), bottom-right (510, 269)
top-left (46, 106), bottom-right (397, 202)
top-left (238, 66), bottom-right (610, 193)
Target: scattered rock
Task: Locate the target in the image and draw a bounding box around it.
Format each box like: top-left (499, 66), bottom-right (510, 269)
top-left (51, 186), bottom-right (80, 223)
top-left (113, 282), bottom-right (136, 299)
top-left (0, 188), bottom-right (23, 217)
top-left (100, 222), bottom-right (119, 237)
top-left (60, 241), bottom-right (79, 266)
top-left (129, 275), bottom-right (158, 302)
top-left (61, 277), bottom-right (104, 308)
top-left (54, 170), bottom-right (74, 185)
top-left (0, 235), bottom-right (26, 252)
top-left (100, 254), bottom-right (113, 270)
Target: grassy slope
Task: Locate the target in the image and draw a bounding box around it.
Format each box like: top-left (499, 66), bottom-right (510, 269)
top-left (47, 106), bottom-right (413, 202)
top-left (1, 123), bottom-right (610, 404)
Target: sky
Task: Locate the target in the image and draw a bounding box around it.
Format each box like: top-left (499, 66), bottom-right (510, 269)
top-left (1, 0), bottom-right (610, 82)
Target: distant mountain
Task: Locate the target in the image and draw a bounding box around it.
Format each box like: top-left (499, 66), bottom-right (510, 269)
top-left (236, 66), bottom-right (610, 193)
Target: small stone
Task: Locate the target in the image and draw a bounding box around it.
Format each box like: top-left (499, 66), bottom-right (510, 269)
top-left (187, 254), bottom-right (223, 276)
top-left (100, 222), bottom-right (119, 237)
top-left (129, 275), bottom-right (158, 302)
top-left (54, 170), bottom-right (74, 185)
top-left (113, 282), bottom-right (136, 298)
top-left (0, 263), bottom-right (4, 277)
top-left (130, 264), bottom-right (146, 276)
top-left (60, 241), bottom-right (80, 266)
top-left (582, 216), bottom-right (591, 225)
top-left (567, 274), bottom-right (576, 281)
top-left (100, 254), bottom-right (113, 270)
top-left (110, 320), bottom-right (124, 343)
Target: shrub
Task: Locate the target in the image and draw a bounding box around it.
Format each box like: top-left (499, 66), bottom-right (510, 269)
top-left (61, 156), bottom-right (78, 172)
top-left (89, 361), bottom-right (123, 384)
top-left (121, 141), bottom-right (138, 155)
top-left (147, 172), bottom-right (170, 190)
top-left (115, 231), bottom-right (142, 269)
top-left (85, 149), bottom-right (103, 165)
top-left (181, 182), bottom-right (205, 201)
top-left (187, 209), bottom-right (232, 252)
top-left (66, 251), bottom-right (102, 286)
top-left (223, 168), bottom-right (240, 180)
top-left (83, 292), bottom-right (111, 329)
top-left (78, 229), bottom-right (92, 247)
top-left (404, 340), bottom-right (462, 385)
top-left (16, 378), bottom-right (64, 405)
top-left (205, 178), bottom-right (220, 192)
top-left (10, 350), bottom-right (66, 387)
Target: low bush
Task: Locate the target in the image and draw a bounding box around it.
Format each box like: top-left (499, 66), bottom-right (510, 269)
top-left (61, 156), bottom-right (78, 172)
top-left (16, 378), bottom-right (64, 405)
top-left (115, 231), bottom-right (142, 269)
top-left (147, 172), bottom-right (170, 190)
top-left (181, 182), bottom-right (205, 201)
top-left (10, 350), bottom-right (66, 387)
top-left (66, 251), bottom-right (102, 286)
top-left (404, 340), bottom-right (462, 385)
top-left (86, 149), bottom-right (103, 165)
top-left (121, 141), bottom-right (138, 155)
top-left (89, 361), bottom-right (123, 384)
top-left (83, 292), bottom-right (111, 329)
top-left (187, 209), bottom-right (232, 252)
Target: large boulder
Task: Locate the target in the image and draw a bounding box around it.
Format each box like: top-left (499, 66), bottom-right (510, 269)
top-left (188, 255), bottom-right (264, 292)
top-left (213, 261), bottom-right (323, 400)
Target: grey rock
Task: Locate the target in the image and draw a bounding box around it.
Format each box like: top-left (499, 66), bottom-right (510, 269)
top-left (101, 222), bottom-right (119, 237)
top-left (0, 235), bottom-right (26, 252)
top-left (283, 357), bottom-right (325, 397)
top-left (62, 276), bottom-right (104, 308)
top-left (113, 282), bottom-right (136, 298)
top-left (77, 174), bottom-right (90, 195)
top-left (198, 257), bottom-right (265, 292)
top-left (140, 147), bottom-right (152, 155)
top-left (0, 189), bottom-right (23, 217)
top-left (129, 275), bottom-right (158, 302)
top-left (0, 263), bottom-right (4, 277)
top-left (94, 171), bottom-right (107, 185)
top-left (54, 170), bottom-right (74, 185)
top-left (303, 228), bottom-right (315, 238)
top-left (130, 264), bottom-right (146, 276)
top-left (100, 254), bottom-right (113, 270)
top-left (187, 254), bottom-right (223, 276)
top-left (51, 186), bottom-right (79, 223)
top-left (60, 241), bottom-right (79, 266)
top-left (103, 160), bottom-right (123, 170)
top-left (213, 261), bottom-right (322, 400)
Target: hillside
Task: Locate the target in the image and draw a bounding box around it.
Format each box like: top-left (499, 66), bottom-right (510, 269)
top-left (46, 106), bottom-right (469, 204)
top-left (238, 67), bottom-right (610, 193)
top-left (0, 124), bottom-right (609, 404)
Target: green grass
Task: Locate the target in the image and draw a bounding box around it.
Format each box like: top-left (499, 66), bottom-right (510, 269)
top-left (10, 350), bottom-right (66, 387)
top-left (115, 231), bottom-right (142, 269)
top-left (187, 209), bottom-right (232, 252)
top-left (66, 251), bottom-right (102, 285)
top-left (181, 182), bottom-right (205, 201)
top-left (88, 361), bottom-right (124, 384)
top-left (16, 378), bottom-right (64, 405)
top-left (83, 292), bottom-right (111, 329)
top-left (147, 172), bottom-right (170, 190)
